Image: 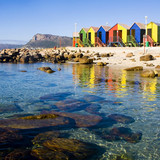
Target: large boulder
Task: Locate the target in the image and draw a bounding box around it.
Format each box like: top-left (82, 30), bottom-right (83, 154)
top-left (140, 54), bottom-right (154, 61)
top-left (124, 66), bottom-right (143, 71)
top-left (126, 52), bottom-right (134, 57)
top-left (79, 57), bottom-right (93, 64)
top-left (141, 70), bottom-right (156, 78)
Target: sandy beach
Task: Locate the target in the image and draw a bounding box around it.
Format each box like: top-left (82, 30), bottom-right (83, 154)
top-left (67, 47), bottom-right (160, 69)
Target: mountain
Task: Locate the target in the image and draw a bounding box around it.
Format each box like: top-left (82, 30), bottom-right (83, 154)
top-left (24, 34), bottom-right (73, 48)
top-left (0, 40), bottom-right (27, 50)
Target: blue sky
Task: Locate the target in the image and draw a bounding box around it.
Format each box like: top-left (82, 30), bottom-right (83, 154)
top-left (0, 0), bottom-right (160, 41)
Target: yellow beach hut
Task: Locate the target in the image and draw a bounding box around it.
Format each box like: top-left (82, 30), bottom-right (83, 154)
top-left (87, 27), bottom-right (99, 46)
top-left (147, 22), bottom-right (160, 43)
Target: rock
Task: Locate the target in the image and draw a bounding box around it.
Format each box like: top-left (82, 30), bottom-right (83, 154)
top-left (79, 58), bottom-right (93, 64)
top-left (57, 68), bottom-right (61, 71)
top-left (130, 58), bottom-right (136, 62)
top-left (37, 67), bottom-right (55, 73)
top-left (0, 128), bottom-right (23, 147)
top-left (108, 114), bottom-right (135, 124)
top-left (55, 99), bottom-right (90, 112)
top-left (0, 114), bottom-right (71, 129)
top-left (154, 70), bottom-right (160, 77)
top-left (124, 66), bottom-right (143, 71)
top-left (155, 65), bottom-right (160, 69)
top-left (97, 62), bottom-right (105, 66)
top-left (111, 153), bottom-right (134, 160)
top-left (83, 95), bottom-right (105, 102)
top-left (0, 104), bottom-right (23, 114)
top-left (126, 52), bottom-right (134, 57)
top-left (146, 63), bottom-right (155, 67)
top-left (101, 127), bottom-right (142, 143)
top-left (40, 92), bottom-right (72, 101)
top-left (75, 53), bottom-right (83, 58)
top-left (85, 104), bottom-right (101, 114)
top-left (5, 149), bottom-right (36, 160)
top-left (141, 70), bottom-right (156, 78)
top-left (140, 54), bottom-right (154, 61)
top-left (20, 70), bottom-right (27, 72)
top-left (74, 58), bottom-right (79, 62)
top-left (32, 138), bottom-right (103, 160)
top-left (43, 111), bottom-right (102, 128)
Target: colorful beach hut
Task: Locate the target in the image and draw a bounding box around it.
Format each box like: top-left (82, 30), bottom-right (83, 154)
top-left (130, 23), bottom-right (145, 44)
top-left (87, 27), bottom-right (99, 46)
top-left (72, 32), bottom-right (79, 47)
top-left (147, 22), bottom-right (160, 43)
top-left (108, 23), bottom-right (130, 46)
top-left (79, 28), bottom-right (89, 46)
top-left (97, 26), bottom-right (110, 45)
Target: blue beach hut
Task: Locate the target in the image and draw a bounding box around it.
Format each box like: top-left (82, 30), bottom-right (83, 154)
top-left (130, 23), bottom-right (145, 44)
top-left (97, 26), bottom-right (110, 44)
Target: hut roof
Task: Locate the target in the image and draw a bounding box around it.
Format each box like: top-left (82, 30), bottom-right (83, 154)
top-left (101, 26), bottom-right (111, 31)
top-left (73, 32), bottom-right (79, 37)
top-left (119, 24), bottom-right (130, 29)
top-left (83, 28), bottom-right (89, 32)
top-left (153, 22), bottom-right (160, 26)
top-left (90, 27), bottom-right (99, 32)
top-left (136, 23), bottom-right (146, 29)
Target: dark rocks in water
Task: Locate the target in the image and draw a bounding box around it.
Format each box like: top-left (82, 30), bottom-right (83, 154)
top-left (111, 153), bottom-right (134, 160)
top-left (5, 149), bottom-right (37, 160)
top-left (99, 100), bottom-right (123, 106)
top-left (55, 99), bottom-right (90, 112)
top-left (40, 92), bottom-right (72, 101)
top-left (79, 58), bottom-right (93, 64)
top-left (101, 127), bottom-right (142, 143)
top-left (0, 104), bottom-right (23, 114)
top-left (0, 128), bottom-right (23, 147)
top-left (32, 138), bottom-right (103, 160)
top-left (85, 104), bottom-right (101, 114)
top-left (58, 68), bottom-right (61, 71)
top-left (37, 67), bottom-right (55, 73)
top-left (108, 114), bottom-right (135, 124)
top-left (141, 70), bottom-right (156, 78)
top-left (83, 95), bottom-right (105, 102)
top-left (43, 111), bottom-right (102, 128)
top-left (20, 70), bottom-right (27, 72)
top-left (0, 114), bottom-right (71, 129)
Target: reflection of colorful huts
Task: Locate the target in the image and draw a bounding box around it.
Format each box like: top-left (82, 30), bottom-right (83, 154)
top-left (87, 27), bottom-right (99, 46)
top-left (72, 32), bottom-right (79, 47)
top-left (108, 24), bottom-right (130, 46)
top-left (130, 23), bottom-right (145, 45)
top-left (147, 22), bottom-right (160, 44)
top-left (97, 26), bottom-right (110, 46)
top-left (79, 28), bottom-right (89, 46)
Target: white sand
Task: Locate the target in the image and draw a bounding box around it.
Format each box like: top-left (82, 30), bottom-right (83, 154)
top-left (66, 47), bottom-right (160, 69)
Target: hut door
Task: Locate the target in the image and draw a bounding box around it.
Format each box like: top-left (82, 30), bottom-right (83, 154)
top-left (148, 29), bottom-right (152, 37)
top-left (113, 30), bottom-right (117, 41)
top-left (131, 29), bottom-right (135, 38)
top-left (106, 32), bottom-right (109, 44)
top-left (88, 33), bottom-right (91, 41)
top-left (99, 32), bottom-right (102, 40)
top-left (80, 33), bottom-right (83, 41)
top-left (118, 30), bottom-right (122, 39)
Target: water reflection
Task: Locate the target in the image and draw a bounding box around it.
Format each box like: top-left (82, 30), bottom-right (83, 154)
top-left (72, 64), bottom-right (159, 102)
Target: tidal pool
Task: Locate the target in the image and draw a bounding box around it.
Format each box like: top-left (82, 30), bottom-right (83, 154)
top-left (0, 63), bottom-right (160, 160)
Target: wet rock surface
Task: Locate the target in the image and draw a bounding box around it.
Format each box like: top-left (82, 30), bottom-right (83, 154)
top-left (141, 70), bottom-right (156, 78)
top-left (43, 111), bottom-right (102, 128)
top-left (124, 66), bottom-right (143, 71)
top-left (108, 114), bottom-right (135, 124)
top-left (85, 104), bottom-right (101, 114)
top-left (37, 67), bottom-right (55, 73)
top-left (0, 104), bottom-right (23, 114)
top-left (32, 138), bottom-right (103, 160)
top-left (83, 95), bottom-right (105, 102)
top-left (55, 99), bottom-right (90, 112)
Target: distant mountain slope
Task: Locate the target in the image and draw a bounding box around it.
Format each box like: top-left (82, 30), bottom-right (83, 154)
top-left (0, 44), bottom-right (23, 50)
top-left (24, 34), bottom-right (73, 48)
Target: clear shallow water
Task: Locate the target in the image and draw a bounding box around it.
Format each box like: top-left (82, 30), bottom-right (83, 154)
top-left (0, 63), bottom-right (160, 159)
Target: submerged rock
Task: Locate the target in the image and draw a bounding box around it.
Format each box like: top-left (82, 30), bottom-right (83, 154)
top-left (0, 128), bottom-right (23, 147)
top-left (32, 138), bottom-right (102, 160)
top-left (83, 95), bottom-right (105, 102)
top-left (101, 127), bottom-right (142, 143)
top-left (108, 114), bottom-right (135, 124)
top-left (55, 99), bottom-right (90, 112)
top-left (43, 111), bottom-right (102, 128)
top-left (85, 104), bottom-right (101, 114)
top-left (5, 149), bottom-right (37, 160)
top-left (40, 92), bottom-right (72, 101)
top-left (0, 114), bottom-right (70, 129)
top-left (37, 67), bottom-right (55, 73)
top-left (0, 104), bottom-right (23, 114)
top-left (124, 66), bottom-right (143, 71)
